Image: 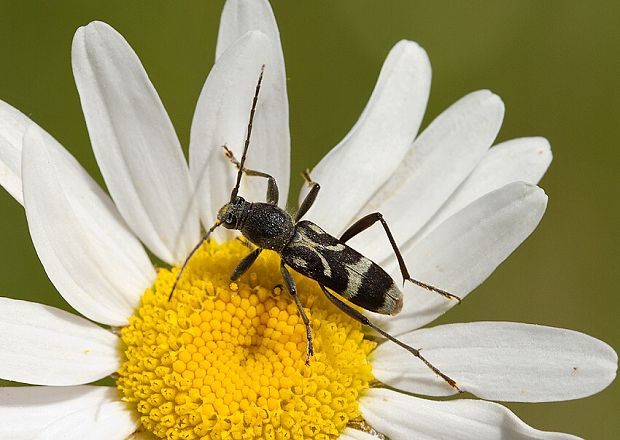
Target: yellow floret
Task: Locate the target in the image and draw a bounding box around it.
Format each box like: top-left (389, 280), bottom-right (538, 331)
top-left (117, 240), bottom-right (375, 439)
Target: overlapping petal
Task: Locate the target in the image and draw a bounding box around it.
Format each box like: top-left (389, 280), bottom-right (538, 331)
top-left (0, 100), bottom-right (33, 204)
top-left (35, 400), bottom-right (137, 440)
top-left (0, 298), bottom-right (119, 386)
top-left (215, 0), bottom-right (290, 205)
top-left (360, 388), bottom-right (579, 439)
top-left (416, 136), bottom-right (552, 241)
top-left (0, 386), bottom-right (118, 440)
top-left (302, 40), bottom-right (431, 236)
top-left (72, 21), bottom-right (199, 264)
top-left (373, 182), bottom-right (547, 334)
top-left (217, 0), bottom-right (284, 61)
top-left (372, 321), bottom-right (617, 401)
top-left (22, 125), bottom-right (155, 326)
top-left (348, 90), bottom-right (504, 261)
top-left (189, 31), bottom-right (272, 241)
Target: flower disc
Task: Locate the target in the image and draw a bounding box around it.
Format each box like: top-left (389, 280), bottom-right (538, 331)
top-left (118, 240), bottom-right (376, 439)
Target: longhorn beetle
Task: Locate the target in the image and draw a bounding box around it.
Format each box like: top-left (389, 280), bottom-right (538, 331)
top-left (170, 65), bottom-right (462, 391)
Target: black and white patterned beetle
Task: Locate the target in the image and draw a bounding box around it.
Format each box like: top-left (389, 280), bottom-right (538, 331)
top-left (170, 66), bottom-right (461, 390)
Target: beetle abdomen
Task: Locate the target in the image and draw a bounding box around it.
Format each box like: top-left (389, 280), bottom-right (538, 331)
top-left (282, 221), bottom-right (402, 315)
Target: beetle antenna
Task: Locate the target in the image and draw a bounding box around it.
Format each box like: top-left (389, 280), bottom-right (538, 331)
top-left (230, 64), bottom-right (266, 202)
top-left (168, 221), bottom-right (221, 301)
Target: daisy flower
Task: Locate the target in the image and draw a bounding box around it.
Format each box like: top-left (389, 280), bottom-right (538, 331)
top-left (0, 0), bottom-right (616, 439)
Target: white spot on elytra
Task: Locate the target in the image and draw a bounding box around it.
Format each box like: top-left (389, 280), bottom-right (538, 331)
top-left (292, 256), bottom-right (308, 268)
top-left (344, 258), bottom-right (373, 299)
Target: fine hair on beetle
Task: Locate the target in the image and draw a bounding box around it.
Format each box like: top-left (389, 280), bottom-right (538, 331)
top-left (169, 65), bottom-right (463, 391)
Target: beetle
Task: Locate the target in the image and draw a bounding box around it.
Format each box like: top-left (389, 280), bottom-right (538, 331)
top-left (170, 66), bottom-right (461, 391)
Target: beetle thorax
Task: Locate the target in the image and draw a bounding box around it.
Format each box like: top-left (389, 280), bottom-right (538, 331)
top-left (239, 202), bottom-right (295, 252)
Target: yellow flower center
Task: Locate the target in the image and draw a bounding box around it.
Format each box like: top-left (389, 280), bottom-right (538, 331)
top-left (117, 240), bottom-right (376, 439)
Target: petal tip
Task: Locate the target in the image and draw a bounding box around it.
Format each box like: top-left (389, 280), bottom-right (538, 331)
top-left (391, 39), bottom-right (431, 67)
top-left (535, 136), bottom-right (553, 162)
top-left (479, 89), bottom-right (505, 112)
top-left (73, 21), bottom-right (119, 48)
top-left (394, 39), bottom-right (424, 52)
top-left (518, 181), bottom-right (548, 200)
top-left (242, 29), bottom-right (270, 45)
top-left (84, 20), bottom-right (113, 31)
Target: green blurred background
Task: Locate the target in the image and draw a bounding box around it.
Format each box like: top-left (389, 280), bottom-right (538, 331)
top-left (0, 1), bottom-right (618, 438)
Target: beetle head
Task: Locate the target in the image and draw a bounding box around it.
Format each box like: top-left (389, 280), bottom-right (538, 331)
top-left (217, 196), bottom-right (249, 230)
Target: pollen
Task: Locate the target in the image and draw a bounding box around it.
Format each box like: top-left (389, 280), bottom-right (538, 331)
top-left (117, 240), bottom-right (376, 439)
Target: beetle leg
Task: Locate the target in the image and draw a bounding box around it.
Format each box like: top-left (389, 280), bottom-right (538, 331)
top-left (294, 169), bottom-right (321, 222)
top-left (318, 284), bottom-right (461, 392)
top-left (230, 248), bottom-right (262, 281)
top-left (340, 212), bottom-right (460, 302)
top-left (223, 145), bottom-right (279, 205)
top-left (280, 261), bottom-right (314, 364)
top-left (235, 236), bottom-right (255, 250)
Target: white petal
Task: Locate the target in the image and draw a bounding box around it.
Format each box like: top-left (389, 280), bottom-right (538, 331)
top-left (360, 388), bottom-right (579, 440)
top-left (340, 428), bottom-right (379, 440)
top-left (215, 0), bottom-right (290, 205)
top-left (72, 21), bottom-right (199, 264)
top-left (372, 322), bottom-right (618, 401)
top-left (22, 124), bottom-right (155, 326)
top-left (375, 182), bottom-right (547, 334)
top-left (0, 385), bottom-right (118, 440)
top-left (417, 137), bottom-right (552, 241)
top-left (0, 298), bottom-right (119, 386)
top-left (190, 31), bottom-right (277, 242)
top-left (348, 90), bottom-right (504, 262)
top-left (36, 400), bottom-right (137, 440)
top-left (216, 0), bottom-right (283, 60)
top-left (301, 40), bottom-right (431, 236)
top-left (0, 100), bottom-right (32, 204)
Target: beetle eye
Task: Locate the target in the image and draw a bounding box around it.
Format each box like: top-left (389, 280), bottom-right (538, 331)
top-left (225, 213), bottom-right (235, 224)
